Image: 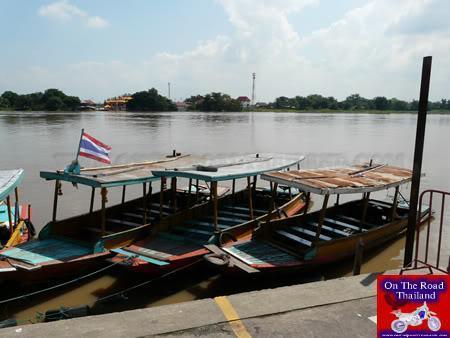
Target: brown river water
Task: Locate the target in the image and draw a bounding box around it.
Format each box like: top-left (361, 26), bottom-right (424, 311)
top-left (0, 111), bottom-right (449, 324)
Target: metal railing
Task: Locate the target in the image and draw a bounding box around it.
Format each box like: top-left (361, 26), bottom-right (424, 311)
top-left (403, 189), bottom-right (449, 274)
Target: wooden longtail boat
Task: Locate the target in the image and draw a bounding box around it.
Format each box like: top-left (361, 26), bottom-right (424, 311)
top-left (111, 153), bottom-right (307, 275)
top-left (0, 169), bottom-right (33, 249)
top-left (0, 155), bottom-right (203, 281)
top-left (205, 163), bottom-right (431, 274)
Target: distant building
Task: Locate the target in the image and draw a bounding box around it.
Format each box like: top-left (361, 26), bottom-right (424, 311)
top-left (255, 102), bottom-right (268, 108)
top-left (237, 96), bottom-right (251, 108)
top-left (104, 95), bottom-right (133, 111)
top-left (176, 101), bottom-right (188, 111)
top-left (80, 99), bottom-right (97, 111)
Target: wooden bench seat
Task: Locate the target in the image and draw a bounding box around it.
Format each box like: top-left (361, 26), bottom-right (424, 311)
top-left (275, 229), bottom-right (312, 247)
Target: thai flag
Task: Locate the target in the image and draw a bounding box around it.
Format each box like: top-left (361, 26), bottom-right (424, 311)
top-left (78, 132), bottom-right (112, 164)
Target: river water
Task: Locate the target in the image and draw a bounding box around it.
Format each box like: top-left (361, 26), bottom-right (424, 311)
top-left (0, 111), bottom-right (449, 323)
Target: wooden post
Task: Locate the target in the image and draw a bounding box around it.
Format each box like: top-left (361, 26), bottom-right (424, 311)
top-left (14, 187), bottom-right (19, 203)
top-left (171, 177), bottom-right (177, 211)
top-left (404, 56), bottom-right (432, 267)
top-left (188, 178), bottom-right (192, 206)
top-left (142, 183), bottom-right (148, 224)
top-left (195, 179), bottom-right (200, 203)
top-left (269, 182), bottom-right (278, 219)
top-left (52, 180), bottom-right (59, 222)
top-left (315, 194), bottom-right (330, 241)
top-left (247, 176), bottom-right (254, 220)
top-left (121, 185), bottom-right (126, 205)
top-left (160, 177), bottom-right (164, 218)
top-left (232, 179), bottom-right (236, 204)
top-left (360, 192), bottom-right (370, 229)
top-left (391, 186), bottom-right (399, 221)
top-left (6, 195), bottom-right (13, 235)
top-left (212, 181), bottom-right (219, 231)
top-left (304, 192), bottom-right (311, 215)
top-left (100, 188), bottom-right (107, 236)
top-left (89, 187), bottom-right (95, 213)
top-left (352, 238), bottom-right (364, 276)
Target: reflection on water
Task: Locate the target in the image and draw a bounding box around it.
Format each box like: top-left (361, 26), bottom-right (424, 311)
top-left (0, 111), bottom-right (449, 324)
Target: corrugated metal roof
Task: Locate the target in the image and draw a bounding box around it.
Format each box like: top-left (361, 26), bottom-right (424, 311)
top-left (261, 164), bottom-right (412, 195)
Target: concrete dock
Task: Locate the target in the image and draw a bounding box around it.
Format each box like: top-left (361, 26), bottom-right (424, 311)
top-left (0, 271), bottom-right (383, 337)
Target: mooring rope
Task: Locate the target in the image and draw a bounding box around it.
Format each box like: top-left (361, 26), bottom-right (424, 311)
top-left (0, 258), bottom-right (130, 305)
top-left (96, 258), bottom-right (204, 303)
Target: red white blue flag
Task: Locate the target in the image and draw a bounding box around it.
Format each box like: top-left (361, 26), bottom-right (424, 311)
top-left (78, 132), bottom-right (112, 164)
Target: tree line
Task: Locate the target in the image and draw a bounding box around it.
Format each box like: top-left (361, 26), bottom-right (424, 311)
top-left (273, 94), bottom-right (450, 111)
top-left (0, 89), bottom-right (81, 111)
top-left (185, 93), bottom-right (242, 112)
top-left (126, 88), bottom-right (176, 111)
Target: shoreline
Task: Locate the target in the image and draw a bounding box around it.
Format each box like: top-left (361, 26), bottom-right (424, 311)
top-left (1, 108), bottom-right (450, 114)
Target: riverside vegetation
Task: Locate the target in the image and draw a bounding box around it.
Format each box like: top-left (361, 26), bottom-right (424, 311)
top-left (1, 89), bottom-right (450, 113)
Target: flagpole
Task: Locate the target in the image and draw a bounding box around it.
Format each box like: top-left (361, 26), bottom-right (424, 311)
top-left (75, 128), bottom-right (84, 162)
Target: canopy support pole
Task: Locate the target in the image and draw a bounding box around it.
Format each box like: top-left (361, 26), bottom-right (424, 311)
top-left (100, 188), bottom-right (108, 236)
top-left (89, 187), bottom-right (95, 213)
top-left (232, 179), bottom-right (236, 204)
top-left (212, 181), bottom-right (219, 231)
top-left (195, 179), bottom-right (200, 204)
top-left (304, 192), bottom-right (311, 215)
top-left (360, 192), bottom-right (370, 230)
top-left (391, 186), bottom-right (399, 221)
top-left (159, 177), bottom-right (165, 218)
top-left (142, 183), bottom-right (148, 224)
top-left (315, 194), bottom-right (330, 241)
top-left (188, 178), bottom-right (192, 206)
top-left (121, 186), bottom-right (126, 205)
top-left (6, 195), bottom-right (13, 235)
top-left (14, 187), bottom-right (19, 204)
top-left (270, 182), bottom-right (278, 215)
top-left (171, 177), bottom-right (177, 212)
top-left (247, 176), bottom-right (254, 220)
top-left (52, 180), bottom-right (59, 222)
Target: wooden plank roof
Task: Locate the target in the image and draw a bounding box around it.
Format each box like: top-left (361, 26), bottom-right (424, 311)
top-left (261, 164), bottom-right (412, 195)
top-left (151, 153), bottom-right (305, 182)
top-left (39, 155), bottom-right (196, 188)
top-left (0, 169), bottom-right (24, 201)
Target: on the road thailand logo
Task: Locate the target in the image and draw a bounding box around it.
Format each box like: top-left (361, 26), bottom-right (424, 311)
top-left (377, 275), bottom-right (449, 337)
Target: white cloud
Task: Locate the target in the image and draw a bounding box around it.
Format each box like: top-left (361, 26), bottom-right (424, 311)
top-left (39, 0), bottom-right (109, 29)
top-left (86, 16), bottom-right (109, 29)
top-left (18, 0), bottom-right (450, 101)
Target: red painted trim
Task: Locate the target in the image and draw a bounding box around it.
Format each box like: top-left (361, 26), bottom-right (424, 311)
top-left (82, 132), bottom-right (111, 150)
top-left (79, 151), bottom-right (111, 164)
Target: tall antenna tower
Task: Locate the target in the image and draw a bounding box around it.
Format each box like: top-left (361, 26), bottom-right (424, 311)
top-left (251, 73), bottom-right (256, 106)
top-left (168, 82), bottom-right (171, 99)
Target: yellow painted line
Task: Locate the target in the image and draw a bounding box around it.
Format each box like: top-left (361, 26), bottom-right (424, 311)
top-left (214, 296), bottom-right (252, 338)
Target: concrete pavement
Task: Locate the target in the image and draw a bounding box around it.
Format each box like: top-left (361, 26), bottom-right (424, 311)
top-left (0, 272), bottom-right (381, 337)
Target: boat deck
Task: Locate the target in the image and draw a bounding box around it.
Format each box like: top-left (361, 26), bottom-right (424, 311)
top-left (223, 241), bottom-right (300, 266)
top-left (271, 199), bottom-right (405, 251)
top-left (0, 238), bottom-right (92, 265)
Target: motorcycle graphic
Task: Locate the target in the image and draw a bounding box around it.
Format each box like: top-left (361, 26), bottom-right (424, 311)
top-left (391, 301), bottom-right (441, 333)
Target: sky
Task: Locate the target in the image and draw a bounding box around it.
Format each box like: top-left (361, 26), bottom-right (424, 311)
top-left (0, 0), bottom-right (449, 102)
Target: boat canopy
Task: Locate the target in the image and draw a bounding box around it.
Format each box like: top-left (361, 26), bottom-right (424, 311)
top-left (151, 154), bottom-right (305, 182)
top-left (0, 169), bottom-right (24, 201)
top-left (261, 163), bottom-right (412, 195)
top-left (39, 155), bottom-right (195, 188)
